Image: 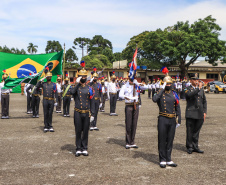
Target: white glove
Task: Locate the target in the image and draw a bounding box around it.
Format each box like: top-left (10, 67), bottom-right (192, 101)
top-left (76, 76), bottom-right (82, 83)
top-left (90, 116), bottom-right (94, 122)
top-left (71, 98), bottom-right (73, 101)
top-left (176, 124), bottom-right (180, 128)
top-left (90, 77), bottom-right (94, 83)
top-left (139, 105), bottom-right (141, 108)
top-left (54, 103), bottom-right (58, 106)
top-left (99, 103), bottom-right (102, 108)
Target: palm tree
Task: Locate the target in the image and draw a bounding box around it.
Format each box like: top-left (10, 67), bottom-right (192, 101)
top-left (27, 43), bottom-right (38, 54)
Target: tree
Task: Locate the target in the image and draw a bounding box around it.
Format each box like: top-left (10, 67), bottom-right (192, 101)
top-left (27, 43), bottom-right (38, 54)
top-left (81, 54), bottom-right (112, 69)
top-left (73, 37), bottom-right (90, 57)
top-left (45, 40), bottom-right (62, 53)
top-left (89, 35), bottom-right (112, 54)
top-left (1, 45), bottom-right (12, 53)
top-left (113, 52), bottom-right (123, 62)
top-left (102, 48), bottom-right (115, 62)
top-left (122, 31), bottom-right (151, 65)
top-left (65, 48), bottom-right (78, 62)
top-left (142, 15), bottom-right (226, 78)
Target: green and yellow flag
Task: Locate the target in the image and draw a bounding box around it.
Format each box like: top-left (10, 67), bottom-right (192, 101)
top-left (0, 50), bottom-right (63, 93)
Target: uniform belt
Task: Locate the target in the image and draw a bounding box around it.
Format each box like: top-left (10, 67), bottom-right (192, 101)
top-left (43, 97), bottom-right (54, 100)
top-left (110, 93), bottom-right (117, 95)
top-left (159, 112), bottom-right (176, 118)
top-left (32, 94), bottom-right (40, 97)
top-left (65, 95), bottom-right (71, 97)
top-left (125, 102), bottom-right (139, 106)
top-left (74, 108), bottom-right (90, 113)
top-left (58, 93), bottom-right (62, 95)
top-left (94, 97), bottom-right (100, 100)
top-left (2, 93), bottom-right (9, 95)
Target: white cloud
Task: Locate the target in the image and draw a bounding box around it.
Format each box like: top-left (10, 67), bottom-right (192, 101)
top-left (0, 0), bottom-right (226, 60)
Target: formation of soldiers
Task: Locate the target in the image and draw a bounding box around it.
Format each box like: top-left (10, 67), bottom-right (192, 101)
top-left (0, 64), bottom-right (207, 168)
top-left (147, 77), bottom-right (191, 100)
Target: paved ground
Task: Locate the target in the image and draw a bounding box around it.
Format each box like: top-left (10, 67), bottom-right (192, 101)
top-left (0, 92), bottom-right (226, 185)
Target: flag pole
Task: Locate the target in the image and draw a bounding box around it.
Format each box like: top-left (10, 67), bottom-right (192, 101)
top-left (63, 43), bottom-right (66, 82)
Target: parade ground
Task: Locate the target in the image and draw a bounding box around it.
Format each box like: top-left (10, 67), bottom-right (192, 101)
top-left (0, 93), bottom-right (226, 185)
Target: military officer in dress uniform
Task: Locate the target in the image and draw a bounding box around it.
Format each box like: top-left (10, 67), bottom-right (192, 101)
top-left (89, 67), bottom-right (103, 131)
top-left (29, 83), bottom-right (42, 118)
top-left (107, 71), bottom-right (118, 116)
top-left (62, 74), bottom-right (72, 117)
top-left (36, 69), bottom-right (58, 132)
top-left (185, 73), bottom-right (207, 154)
top-left (0, 72), bottom-right (11, 119)
top-left (25, 83), bottom-right (33, 114)
top-left (71, 61), bottom-right (95, 157)
top-left (56, 75), bottom-right (62, 113)
top-left (100, 79), bottom-right (107, 112)
top-left (119, 73), bottom-right (148, 149)
top-left (152, 71), bottom-right (181, 168)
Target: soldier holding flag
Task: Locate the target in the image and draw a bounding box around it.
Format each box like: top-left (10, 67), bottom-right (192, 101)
top-left (119, 48), bottom-right (148, 149)
top-left (62, 73), bottom-right (72, 117)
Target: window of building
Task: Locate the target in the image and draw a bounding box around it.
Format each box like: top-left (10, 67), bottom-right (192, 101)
top-left (206, 74), bottom-right (218, 80)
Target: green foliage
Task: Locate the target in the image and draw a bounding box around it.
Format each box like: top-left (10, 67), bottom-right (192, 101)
top-left (73, 37), bottom-right (90, 57)
top-left (101, 48), bottom-right (115, 62)
top-left (113, 52), bottom-right (123, 61)
top-left (0, 45), bottom-right (27, 54)
top-left (45, 40), bottom-right (62, 53)
top-left (81, 54), bottom-right (112, 69)
top-left (27, 43), bottom-right (38, 54)
top-left (123, 15), bottom-right (226, 77)
top-left (65, 48), bottom-right (78, 62)
top-left (89, 35), bottom-right (112, 54)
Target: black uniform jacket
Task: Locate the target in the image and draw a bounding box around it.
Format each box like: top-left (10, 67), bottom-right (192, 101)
top-left (70, 83), bottom-right (95, 116)
top-left (185, 86), bottom-right (207, 119)
top-left (153, 89), bottom-right (181, 124)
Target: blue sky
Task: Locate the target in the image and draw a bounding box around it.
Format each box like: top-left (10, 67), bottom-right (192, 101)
top-left (0, 0), bottom-right (226, 61)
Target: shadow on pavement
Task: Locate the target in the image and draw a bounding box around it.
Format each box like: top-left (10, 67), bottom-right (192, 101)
top-left (106, 138), bottom-right (125, 147)
top-left (61, 144), bottom-right (76, 154)
top-left (173, 143), bottom-right (187, 152)
top-left (132, 151), bottom-right (159, 165)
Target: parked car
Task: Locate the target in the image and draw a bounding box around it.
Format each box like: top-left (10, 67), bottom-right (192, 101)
top-left (206, 81), bottom-right (226, 93)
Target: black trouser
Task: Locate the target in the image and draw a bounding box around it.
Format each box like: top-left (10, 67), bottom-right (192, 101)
top-left (56, 93), bottom-right (62, 111)
top-left (32, 95), bottom-right (40, 116)
top-left (158, 116), bottom-right (176, 162)
top-left (1, 94), bottom-right (9, 117)
top-left (186, 118), bottom-right (204, 150)
top-left (100, 93), bottom-right (107, 111)
top-left (74, 111), bottom-right (90, 151)
top-left (63, 96), bottom-right (71, 115)
top-left (148, 89), bottom-right (152, 98)
top-left (43, 99), bottom-right (54, 129)
top-left (117, 91), bottom-right (119, 100)
top-left (91, 99), bottom-right (100, 127)
top-left (180, 90), bottom-right (185, 99)
top-left (27, 95), bottom-right (32, 113)
top-left (110, 94), bottom-right (117, 113)
top-left (125, 104), bottom-right (139, 145)
top-left (152, 89), bottom-right (155, 98)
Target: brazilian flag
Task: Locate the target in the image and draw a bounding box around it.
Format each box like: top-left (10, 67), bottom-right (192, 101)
top-left (0, 51), bottom-right (63, 93)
